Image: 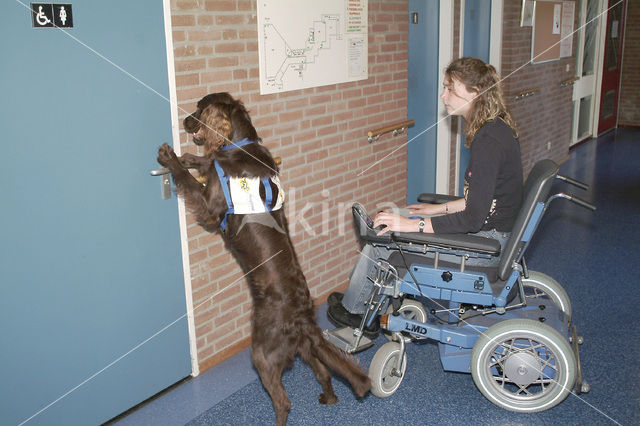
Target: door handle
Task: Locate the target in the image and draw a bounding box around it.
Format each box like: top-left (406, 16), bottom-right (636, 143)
top-left (150, 167), bottom-right (170, 176)
top-left (150, 167), bottom-right (172, 199)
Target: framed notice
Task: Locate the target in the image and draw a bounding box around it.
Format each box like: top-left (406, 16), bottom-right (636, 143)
top-left (531, 0), bottom-right (574, 63)
top-left (257, 0), bottom-right (369, 95)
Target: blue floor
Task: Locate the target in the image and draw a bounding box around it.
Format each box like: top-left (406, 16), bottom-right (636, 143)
top-left (113, 128), bottom-right (640, 426)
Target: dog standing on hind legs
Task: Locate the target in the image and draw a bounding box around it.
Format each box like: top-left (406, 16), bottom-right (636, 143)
top-left (157, 92), bottom-right (370, 425)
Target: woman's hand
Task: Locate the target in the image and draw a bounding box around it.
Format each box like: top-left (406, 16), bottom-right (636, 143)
top-left (405, 203), bottom-right (443, 216)
top-left (373, 211), bottom-right (420, 235)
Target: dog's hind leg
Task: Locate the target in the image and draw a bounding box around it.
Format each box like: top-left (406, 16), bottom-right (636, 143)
top-left (299, 339), bottom-right (338, 405)
top-left (307, 328), bottom-right (371, 398)
top-left (252, 349), bottom-right (290, 426)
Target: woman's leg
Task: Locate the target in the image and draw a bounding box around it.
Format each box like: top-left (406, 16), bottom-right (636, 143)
top-left (340, 244), bottom-right (392, 314)
top-left (465, 229), bottom-right (511, 267)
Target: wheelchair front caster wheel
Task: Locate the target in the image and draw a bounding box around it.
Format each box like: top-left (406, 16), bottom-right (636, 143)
top-left (368, 342), bottom-right (407, 397)
top-left (471, 319), bottom-right (577, 412)
top-left (384, 299), bottom-right (427, 343)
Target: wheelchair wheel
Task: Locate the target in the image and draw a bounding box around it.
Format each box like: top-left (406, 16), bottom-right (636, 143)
top-left (384, 299), bottom-right (427, 343)
top-left (471, 319), bottom-right (576, 412)
top-left (369, 342), bottom-right (407, 397)
top-left (521, 271), bottom-right (572, 321)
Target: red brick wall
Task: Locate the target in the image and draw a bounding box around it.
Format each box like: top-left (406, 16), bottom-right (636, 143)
top-left (501, 0), bottom-right (575, 175)
top-left (619, 0), bottom-right (640, 127)
top-left (170, 0), bottom-right (409, 371)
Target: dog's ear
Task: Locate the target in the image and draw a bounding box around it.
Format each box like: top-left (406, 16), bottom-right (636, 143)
top-left (229, 99), bottom-right (260, 142)
top-left (201, 104), bottom-right (232, 153)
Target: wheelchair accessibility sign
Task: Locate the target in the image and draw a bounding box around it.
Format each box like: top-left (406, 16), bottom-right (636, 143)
top-left (31, 3), bottom-right (73, 28)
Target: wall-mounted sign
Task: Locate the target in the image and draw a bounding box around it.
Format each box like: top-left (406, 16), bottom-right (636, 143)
top-left (31, 3), bottom-right (73, 28)
top-left (257, 0), bottom-right (368, 95)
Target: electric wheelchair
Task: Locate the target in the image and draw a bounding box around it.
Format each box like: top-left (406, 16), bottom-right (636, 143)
top-left (324, 159), bottom-right (594, 412)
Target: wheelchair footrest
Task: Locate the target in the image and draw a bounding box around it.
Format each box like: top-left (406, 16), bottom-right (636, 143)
top-left (323, 327), bottom-right (374, 354)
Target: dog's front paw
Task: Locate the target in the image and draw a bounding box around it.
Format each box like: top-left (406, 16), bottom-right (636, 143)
top-left (157, 143), bottom-right (178, 167)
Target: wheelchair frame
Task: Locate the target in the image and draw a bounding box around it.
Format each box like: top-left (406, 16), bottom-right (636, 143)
top-left (323, 159), bottom-right (594, 412)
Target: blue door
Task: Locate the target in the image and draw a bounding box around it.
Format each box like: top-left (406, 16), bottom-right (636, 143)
top-left (459, 0), bottom-right (492, 193)
top-left (407, 0), bottom-right (440, 202)
top-left (0, 2), bottom-right (191, 425)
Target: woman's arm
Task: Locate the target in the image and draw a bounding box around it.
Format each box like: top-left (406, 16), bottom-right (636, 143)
top-left (373, 211), bottom-right (434, 235)
top-left (406, 197), bottom-right (466, 216)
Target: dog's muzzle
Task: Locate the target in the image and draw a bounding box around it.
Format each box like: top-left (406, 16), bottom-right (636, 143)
top-left (184, 111), bottom-right (205, 145)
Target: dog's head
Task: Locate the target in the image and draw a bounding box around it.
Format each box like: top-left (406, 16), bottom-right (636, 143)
top-left (183, 92), bottom-right (259, 154)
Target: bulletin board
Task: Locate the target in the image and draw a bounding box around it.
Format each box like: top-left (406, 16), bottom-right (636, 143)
top-left (531, 1), bottom-right (575, 63)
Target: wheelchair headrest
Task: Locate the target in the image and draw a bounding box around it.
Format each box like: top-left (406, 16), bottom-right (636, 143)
top-left (497, 159), bottom-right (559, 280)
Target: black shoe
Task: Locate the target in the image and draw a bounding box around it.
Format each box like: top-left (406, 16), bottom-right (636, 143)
top-left (327, 302), bottom-right (380, 339)
top-left (327, 291), bottom-right (343, 307)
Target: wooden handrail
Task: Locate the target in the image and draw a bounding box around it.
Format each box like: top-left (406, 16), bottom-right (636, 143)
top-left (514, 87), bottom-right (540, 101)
top-left (367, 120), bottom-right (414, 143)
top-left (560, 76), bottom-right (580, 87)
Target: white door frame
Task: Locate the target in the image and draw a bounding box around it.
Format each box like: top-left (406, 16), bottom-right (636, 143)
top-left (438, 0), bottom-right (503, 195)
top-left (162, 0), bottom-right (199, 377)
top-left (571, 0), bottom-right (607, 145)
top-left (436, 0), bottom-right (454, 193)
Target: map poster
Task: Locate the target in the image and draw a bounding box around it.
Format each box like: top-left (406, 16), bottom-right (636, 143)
top-left (257, 0), bottom-right (368, 95)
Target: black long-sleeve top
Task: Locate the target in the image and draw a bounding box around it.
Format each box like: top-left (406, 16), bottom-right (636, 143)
top-left (431, 119), bottom-right (523, 233)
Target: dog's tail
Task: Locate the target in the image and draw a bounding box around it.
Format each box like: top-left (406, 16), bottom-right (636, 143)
top-left (306, 324), bottom-right (371, 397)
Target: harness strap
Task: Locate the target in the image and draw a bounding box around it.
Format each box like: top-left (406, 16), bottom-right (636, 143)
top-left (262, 177), bottom-right (273, 211)
top-left (214, 159), bottom-right (234, 231)
top-left (221, 138), bottom-right (255, 151)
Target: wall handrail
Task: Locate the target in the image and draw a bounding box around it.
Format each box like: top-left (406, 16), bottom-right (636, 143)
top-left (367, 120), bottom-right (415, 143)
top-left (560, 76), bottom-right (580, 87)
top-left (514, 87), bottom-right (540, 101)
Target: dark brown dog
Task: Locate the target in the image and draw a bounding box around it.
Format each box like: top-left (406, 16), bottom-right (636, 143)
top-left (157, 93), bottom-right (370, 425)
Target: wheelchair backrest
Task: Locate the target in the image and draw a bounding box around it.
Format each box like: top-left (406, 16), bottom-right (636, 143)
top-left (497, 159), bottom-right (559, 280)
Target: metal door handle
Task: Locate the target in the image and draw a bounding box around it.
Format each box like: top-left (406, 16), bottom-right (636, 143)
top-left (150, 167), bottom-right (170, 176)
top-left (150, 168), bottom-right (172, 199)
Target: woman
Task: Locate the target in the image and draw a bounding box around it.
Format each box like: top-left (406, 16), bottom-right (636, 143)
top-left (327, 57), bottom-right (523, 336)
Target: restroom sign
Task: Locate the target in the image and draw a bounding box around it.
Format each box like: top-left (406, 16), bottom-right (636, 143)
top-left (31, 3), bottom-right (73, 28)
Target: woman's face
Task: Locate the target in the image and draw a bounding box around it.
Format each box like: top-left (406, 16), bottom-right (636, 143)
top-left (441, 76), bottom-right (476, 119)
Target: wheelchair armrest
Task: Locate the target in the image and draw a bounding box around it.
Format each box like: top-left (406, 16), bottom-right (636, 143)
top-left (417, 193), bottom-right (463, 204)
top-left (391, 231), bottom-right (501, 256)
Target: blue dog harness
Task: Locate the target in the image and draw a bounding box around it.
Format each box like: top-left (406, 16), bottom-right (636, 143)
top-left (214, 139), bottom-right (284, 232)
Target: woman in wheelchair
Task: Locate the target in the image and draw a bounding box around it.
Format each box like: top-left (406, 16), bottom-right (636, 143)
top-left (327, 57), bottom-right (524, 336)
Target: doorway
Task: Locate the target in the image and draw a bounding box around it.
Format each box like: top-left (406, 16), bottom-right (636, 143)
top-left (455, 0), bottom-right (502, 195)
top-left (572, 0), bottom-right (604, 145)
top-left (407, 0), bottom-right (441, 202)
top-left (597, 0), bottom-right (626, 134)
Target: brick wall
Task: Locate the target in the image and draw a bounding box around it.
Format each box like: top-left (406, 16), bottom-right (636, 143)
top-left (500, 0), bottom-right (575, 175)
top-left (170, 0), bottom-right (409, 372)
top-left (619, 0), bottom-right (640, 127)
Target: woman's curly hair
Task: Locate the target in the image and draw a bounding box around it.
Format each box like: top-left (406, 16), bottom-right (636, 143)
top-left (445, 57), bottom-right (518, 147)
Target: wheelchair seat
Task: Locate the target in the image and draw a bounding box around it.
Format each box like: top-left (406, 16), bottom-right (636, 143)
top-left (352, 159), bottom-right (559, 297)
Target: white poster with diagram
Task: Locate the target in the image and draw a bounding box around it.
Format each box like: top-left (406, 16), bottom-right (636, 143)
top-left (257, 0), bottom-right (368, 95)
